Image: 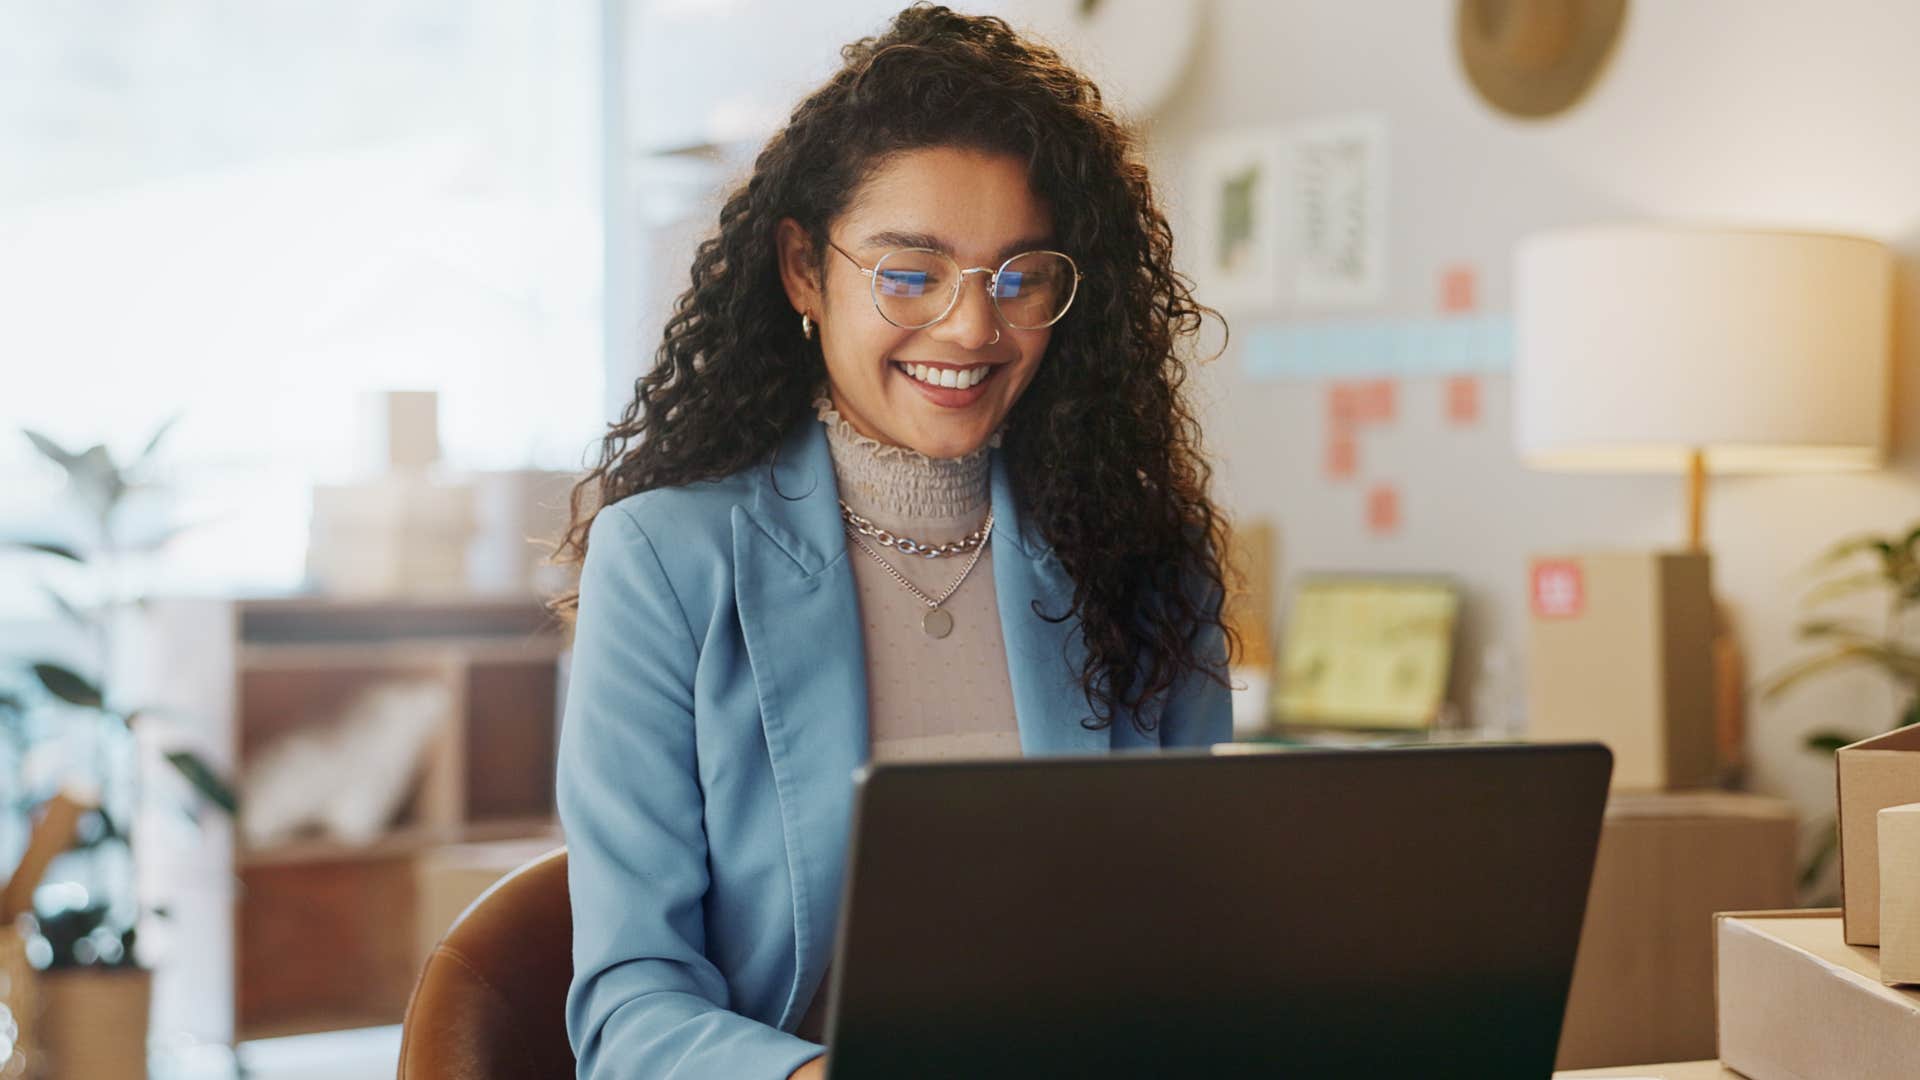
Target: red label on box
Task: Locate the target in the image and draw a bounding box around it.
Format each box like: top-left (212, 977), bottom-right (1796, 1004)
top-left (1531, 560), bottom-right (1585, 619)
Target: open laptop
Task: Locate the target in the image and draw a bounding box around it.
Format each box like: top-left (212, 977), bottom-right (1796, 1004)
top-left (820, 741), bottom-right (1612, 1079)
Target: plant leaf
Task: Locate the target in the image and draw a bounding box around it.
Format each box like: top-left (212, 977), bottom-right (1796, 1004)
top-left (30, 662), bottom-right (103, 708)
top-left (40, 584), bottom-right (94, 629)
top-left (1807, 533), bottom-right (1895, 573)
top-left (71, 444), bottom-right (127, 517)
top-left (1799, 824), bottom-right (1839, 892)
top-left (22, 428), bottom-right (79, 469)
top-left (1801, 572), bottom-right (1890, 609)
top-left (3, 538), bottom-right (85, 562)
top-left (70, 808), bottom-right (129, 850)
top-left (136, 414), bottom-right (181, 469)
top-left (1758, 642), bottom-right (1920, 701)
top-left (0, 693), bottom-right (23, 750)
top-left (1804, 730), bottom-right (1860, 754)
top-left (165, 751), bottom-right (238, 815)
top-left (121, 516), bottom-right (213, 554)
top-left (1796, 618), bottom-right (1877, 641)
top-left (1759, 648), bottom-right (1870, 700)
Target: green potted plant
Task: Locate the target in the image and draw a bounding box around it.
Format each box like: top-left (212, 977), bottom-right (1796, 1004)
top-left (1759, 520), bottom-right (1920, 898)
top-left (3, 419), bottom-right (237, 1079)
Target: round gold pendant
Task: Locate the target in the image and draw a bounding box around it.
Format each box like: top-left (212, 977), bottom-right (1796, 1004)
top-left (922, 608), bottom-right (954, 638)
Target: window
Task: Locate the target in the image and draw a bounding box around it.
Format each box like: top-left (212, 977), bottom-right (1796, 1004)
top-left (0, 1), bottom-right (604, 606)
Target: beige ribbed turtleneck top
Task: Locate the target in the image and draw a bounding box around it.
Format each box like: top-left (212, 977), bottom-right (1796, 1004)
top-left (813, 392), bottom-right (1022, 763)
top-left (795, 394), bottom-right (1022, 1047)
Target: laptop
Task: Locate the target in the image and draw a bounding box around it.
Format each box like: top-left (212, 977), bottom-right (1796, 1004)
top-left (820, 741), bottom-right (1612, 1079)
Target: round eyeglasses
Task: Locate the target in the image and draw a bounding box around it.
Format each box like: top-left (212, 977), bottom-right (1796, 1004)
top-left (827, 238), bottom-right (1083, 331)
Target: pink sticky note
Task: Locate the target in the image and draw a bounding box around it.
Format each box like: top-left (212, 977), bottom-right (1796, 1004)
top-left (1327, 381), bottom-right (1361, 428)
top-left (1441, 264), bottom-right (1478, 314)
top-left (1366, 484), bottom-right (1400, 535)
top-left (1326, 431), bottom-right (1358, 480)
top-left (1357, 379), bottom-right (1397, 425)
top-left (1445, 375), bottom-right (1481, 427)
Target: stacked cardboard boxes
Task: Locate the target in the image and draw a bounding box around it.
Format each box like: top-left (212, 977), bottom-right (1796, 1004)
top-left (1710, 723), bottom-right (1920, 1077)
top-left (1527, 551), bottom-right (1719, 790)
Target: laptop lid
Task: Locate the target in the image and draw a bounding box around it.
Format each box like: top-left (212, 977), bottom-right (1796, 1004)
top-left (822, 742), bottom-right (1611, 1079)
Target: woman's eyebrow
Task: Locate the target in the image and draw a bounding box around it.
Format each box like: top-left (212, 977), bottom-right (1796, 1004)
top-left (858, 229), bottom-right (1058, 263)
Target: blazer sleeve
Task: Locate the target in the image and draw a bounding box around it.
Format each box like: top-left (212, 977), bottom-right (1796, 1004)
top-left (1157, 576), bottom-right (1233, 749)
top-left (558, 505), bottom-right (825, 1080)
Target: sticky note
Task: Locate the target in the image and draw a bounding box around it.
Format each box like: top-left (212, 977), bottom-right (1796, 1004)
top-left (1326, 431), bottom-right (1357, 480)
top-left (1440, 264), bottom-right (1478, 314)
top-left (1366, 484), bottom-right (1400, 535)
top-left (1445, 375), bottom-right (1480, 426)
top-left (1327, 381), bottom-right (1361, 427)
top-left (1358, 379), bottom-right (1397, 425)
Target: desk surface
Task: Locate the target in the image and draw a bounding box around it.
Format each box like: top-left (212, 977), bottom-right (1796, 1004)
top-left (1555, 1062), bottom-right (1743, 1079)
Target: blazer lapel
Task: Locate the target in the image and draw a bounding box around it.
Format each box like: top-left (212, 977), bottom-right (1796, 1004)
top-left (990, 450), bottom-right (1108, 756)
top-left (733, 419), bottom-right (868, 1029)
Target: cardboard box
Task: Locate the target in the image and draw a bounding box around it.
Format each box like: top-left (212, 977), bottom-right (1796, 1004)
top-left (1527, 551), bottom-right (1717, 790)
top-left (1556, 792), bottom-right (1796, 1070)
top-left (307, 474), bottom-right (477, 596)
top-left (1716, 910), bottom-right (1920, 1080)
top-left (415, 835), bottom-right (562, 974)
top-left (1554, 1062), bottom-right (1743, 1079)
top-left (1837, 723), bottom-right (1920, 945)
top-left (1882, 802), bottom-right (1920, 984)
top-left (357, 388), bottom-right (441, 473)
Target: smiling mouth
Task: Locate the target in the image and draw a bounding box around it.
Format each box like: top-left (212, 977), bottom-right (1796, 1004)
top-left (892, 361), bottom-right (994, 389)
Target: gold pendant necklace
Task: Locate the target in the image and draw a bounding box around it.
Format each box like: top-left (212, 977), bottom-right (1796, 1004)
top-left (843, 513), bottom-right (994, 638)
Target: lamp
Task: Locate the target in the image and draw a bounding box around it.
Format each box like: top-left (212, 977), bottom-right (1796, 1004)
top-left (1513, 224), bottom-right (1893, 786)
top-left (1514, 225), bottom-right (1892, 549)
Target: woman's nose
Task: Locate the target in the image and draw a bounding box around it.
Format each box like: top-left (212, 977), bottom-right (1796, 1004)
top-left (931, 271), bottom-right (1001, 350)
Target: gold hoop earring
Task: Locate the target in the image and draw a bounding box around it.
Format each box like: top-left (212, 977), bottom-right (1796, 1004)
top-left (801, 313), bottom-right (814, 340)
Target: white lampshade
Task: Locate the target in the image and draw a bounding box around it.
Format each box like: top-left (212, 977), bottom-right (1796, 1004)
top-left (1515, 225), bottom-right (1892, 474)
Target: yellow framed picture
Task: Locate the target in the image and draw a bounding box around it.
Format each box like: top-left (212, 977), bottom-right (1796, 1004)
top-left (1272, 575), bottom-right (1460, 731)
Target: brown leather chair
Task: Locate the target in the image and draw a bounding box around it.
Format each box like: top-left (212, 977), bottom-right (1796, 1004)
top-left (399, 846), bottom-right (577, 1079)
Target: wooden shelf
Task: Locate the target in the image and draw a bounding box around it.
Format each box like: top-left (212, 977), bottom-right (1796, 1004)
top-left (130, 593), bottom-right (570, 1047)
top-left (238, 1011), bottom-right (412, 1044)
top-left (238, 817), bottom-right (560, 869)
top-left (237, 635), bottom-right (567, 672)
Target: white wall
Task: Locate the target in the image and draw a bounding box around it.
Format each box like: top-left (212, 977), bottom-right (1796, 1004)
top-left (1145, 0), bottom-right (1920, 868)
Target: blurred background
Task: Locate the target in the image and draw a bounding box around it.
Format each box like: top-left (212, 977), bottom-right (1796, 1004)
top-left (4, 1), bottom-right (1919, 1076)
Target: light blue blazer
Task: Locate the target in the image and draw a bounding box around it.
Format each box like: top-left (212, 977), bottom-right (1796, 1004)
top-left (557, 416), bottom-right (1231, 1079)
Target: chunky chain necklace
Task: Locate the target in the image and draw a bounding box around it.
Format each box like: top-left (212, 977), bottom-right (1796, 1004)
top-left (838, 500), bottom-right (989, 559)
top-left (842, 512), bottom-right (994, 639)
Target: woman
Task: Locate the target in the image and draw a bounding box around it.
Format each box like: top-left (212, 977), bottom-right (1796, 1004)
top-left (551, 6), bottom-right (1237, 1078)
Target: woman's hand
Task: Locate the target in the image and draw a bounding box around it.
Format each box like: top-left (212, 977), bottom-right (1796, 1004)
top-left (788, 1056), bottom-right (827, 1080)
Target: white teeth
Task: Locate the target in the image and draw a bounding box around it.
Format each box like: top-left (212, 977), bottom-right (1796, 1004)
top-left (897, 362), bottom-right (989, 389)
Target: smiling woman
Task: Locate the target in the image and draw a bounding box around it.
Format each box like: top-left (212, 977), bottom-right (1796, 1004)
top-left (548, 5), bottom-right (1236, 1078)
top-left (778, 147), bottom-right (1059, 459)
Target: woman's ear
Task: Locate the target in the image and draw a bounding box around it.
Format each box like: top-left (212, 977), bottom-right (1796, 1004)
top-left (775, 217), bottom-right (823, 321)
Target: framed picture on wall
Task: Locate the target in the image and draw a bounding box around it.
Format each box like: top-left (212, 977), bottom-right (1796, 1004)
top-left (1272, 574), bottom-right (1460, 732)
top-left (1286, 113), bottom-right (1391, 309)
top-left (1188, 127), bottom-right (1284, 311)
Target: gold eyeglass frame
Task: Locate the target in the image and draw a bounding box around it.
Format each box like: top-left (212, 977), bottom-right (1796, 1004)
top-left (826, 238), bottom-right (1084, 331)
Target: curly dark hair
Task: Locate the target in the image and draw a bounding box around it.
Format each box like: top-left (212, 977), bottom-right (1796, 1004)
top-left (551, 3), bottom-right (1237, 732)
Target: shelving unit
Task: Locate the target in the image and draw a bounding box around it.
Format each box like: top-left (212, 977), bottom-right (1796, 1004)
top-left (129, 593), bottom-right (570, 1046)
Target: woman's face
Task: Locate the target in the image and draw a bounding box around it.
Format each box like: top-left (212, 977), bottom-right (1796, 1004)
top-left (778, 146), bottom-right (1058, 460)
